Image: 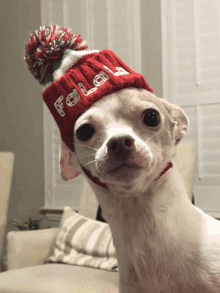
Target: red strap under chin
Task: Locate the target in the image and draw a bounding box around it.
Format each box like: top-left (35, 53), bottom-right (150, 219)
top-left (80, 162), bottom-right (173, 189)
top-left (81, 165), bottom-right (108, 189)
top-left (155, 162), bottom-right (173, 181)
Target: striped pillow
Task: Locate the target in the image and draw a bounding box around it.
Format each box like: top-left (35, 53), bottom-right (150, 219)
top-left (47, 206), bottom-right (118, 272)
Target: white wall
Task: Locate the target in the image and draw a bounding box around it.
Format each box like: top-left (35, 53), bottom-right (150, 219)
top-left (0, 0), bottom-right (43, 257)
top-left (141, 0), bottom-right (162, 98)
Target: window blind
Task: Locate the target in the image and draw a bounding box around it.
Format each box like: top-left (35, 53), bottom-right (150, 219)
top-left (162, 0), bottom-right (220, 215)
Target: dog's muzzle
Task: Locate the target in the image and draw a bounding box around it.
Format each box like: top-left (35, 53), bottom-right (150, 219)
top-left (77, 133), bottom-right (173, 189)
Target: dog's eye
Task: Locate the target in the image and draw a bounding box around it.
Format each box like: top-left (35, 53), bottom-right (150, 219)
top-left (76, 123), bottom-right (95, 141)
top-left (142, 109), bottom-right (160, 127)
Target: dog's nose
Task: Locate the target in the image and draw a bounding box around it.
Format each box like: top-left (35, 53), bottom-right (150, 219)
top-left (107, 134), bottom-right (135, 157)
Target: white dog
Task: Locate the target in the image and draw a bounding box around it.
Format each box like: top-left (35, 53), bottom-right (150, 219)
top-left (60, 87), bottom-right (220, 293)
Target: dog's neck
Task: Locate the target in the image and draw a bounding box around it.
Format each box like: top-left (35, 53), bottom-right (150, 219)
top-left (86, 161), bottom-right (202, 292)
top-left (90, 160), bottom-right (191, 224)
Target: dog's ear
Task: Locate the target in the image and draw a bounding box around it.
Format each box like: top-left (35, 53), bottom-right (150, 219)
top-left (162, 99), bottom-right (189, 144)
top-left (60, 140), bottom-right (82, 181)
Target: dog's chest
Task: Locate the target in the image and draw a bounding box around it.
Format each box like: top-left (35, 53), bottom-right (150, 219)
top-left (101, 195), bottom-right (220, 293)
top-left (111, 218), bottom-right (220, 293)
top-left (122, 248), bottom-right (220, 293)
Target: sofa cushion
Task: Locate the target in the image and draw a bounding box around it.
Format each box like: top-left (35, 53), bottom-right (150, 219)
top-left (47, 206), bottom-right (118, 272)
top-left (0, 263), bottom-right (118, 293)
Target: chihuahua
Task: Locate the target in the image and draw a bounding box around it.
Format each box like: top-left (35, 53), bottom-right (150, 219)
top-left (60, 88), bottom-right (220, 293)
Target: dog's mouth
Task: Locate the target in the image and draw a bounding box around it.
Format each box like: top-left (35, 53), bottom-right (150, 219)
top-left (108, 163), bottom-right (142, 174)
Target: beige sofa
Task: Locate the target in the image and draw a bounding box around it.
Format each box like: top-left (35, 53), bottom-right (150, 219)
top-left (3, 230), bottom-right (118, 292)
top-left (0, 143), bottom-right (195, 293)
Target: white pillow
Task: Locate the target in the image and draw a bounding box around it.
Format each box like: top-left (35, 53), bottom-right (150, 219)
top-left (47, 206), bottom-right (118, 272)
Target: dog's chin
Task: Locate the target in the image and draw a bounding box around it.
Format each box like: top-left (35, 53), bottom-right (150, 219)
top-left (107, 164), bottom-right (142, 180)
top-left (90, 162), bottom-right (159, 196)
top-left (101, 164), bottom-right (150, 189)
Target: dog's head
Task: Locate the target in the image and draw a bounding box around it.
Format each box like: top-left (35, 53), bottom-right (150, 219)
top-left (60, 88), bottom-right (188, 194)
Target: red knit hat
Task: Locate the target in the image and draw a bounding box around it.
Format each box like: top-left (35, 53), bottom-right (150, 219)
top-left (24, 25), bottom-right (153, 151)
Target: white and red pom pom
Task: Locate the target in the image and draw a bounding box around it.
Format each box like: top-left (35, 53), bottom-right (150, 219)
top-left (24, 25), bottom-right (88, 85)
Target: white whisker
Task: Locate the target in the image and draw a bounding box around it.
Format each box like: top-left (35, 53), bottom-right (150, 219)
top-left (76, 152), bottom-right (95, 158)
top-left (145, 129), bottom-right (162, 143)
top-left (81, 160), bottom-right (96, 167)
top-left (72, 143), bottom-right (98, 152)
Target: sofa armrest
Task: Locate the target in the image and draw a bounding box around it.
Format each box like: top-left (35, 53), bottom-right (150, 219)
top-left (7, 227), bottom-right (59, 270)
